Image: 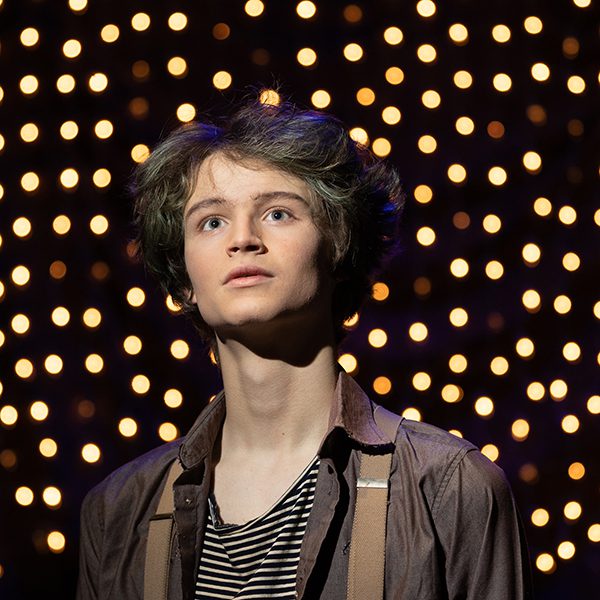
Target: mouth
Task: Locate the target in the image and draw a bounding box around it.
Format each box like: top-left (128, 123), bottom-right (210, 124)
top-left (224, 266), bottom-right (274, 286)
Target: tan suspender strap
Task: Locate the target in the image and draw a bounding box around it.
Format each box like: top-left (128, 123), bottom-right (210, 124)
top-left (347, 404), bottom-right (403, 600)
top-left (144, 459), bottom-right (184, 600)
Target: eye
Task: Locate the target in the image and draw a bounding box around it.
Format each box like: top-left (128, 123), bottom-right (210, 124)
top-left (201, 217), bottom-right (223, 231)
top-left (266, 209), bottom-right (291, 222)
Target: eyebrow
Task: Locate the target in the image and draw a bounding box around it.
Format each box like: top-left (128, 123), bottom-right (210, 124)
top-left (184, 191), bottom-right (308, 222)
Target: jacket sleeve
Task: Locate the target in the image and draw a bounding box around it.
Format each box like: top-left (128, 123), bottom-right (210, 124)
top-left (433, 449), bottom-right (533, 600)
top-left (76, 488), bottom-right (104, 600)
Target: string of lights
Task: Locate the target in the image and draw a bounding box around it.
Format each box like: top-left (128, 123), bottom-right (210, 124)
top-left (0, 0), bottom-right (598, 597)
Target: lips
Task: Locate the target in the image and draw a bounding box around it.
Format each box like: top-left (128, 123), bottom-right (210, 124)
top-left (224, 266), bottom-right (274, 284)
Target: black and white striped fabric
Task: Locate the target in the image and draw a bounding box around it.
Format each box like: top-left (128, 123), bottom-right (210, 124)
top-left (195, 457), bottom-right (320, 599)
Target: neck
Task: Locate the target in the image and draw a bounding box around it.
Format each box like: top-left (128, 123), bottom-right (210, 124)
top-left (214, 327), bottom-right (338, 457)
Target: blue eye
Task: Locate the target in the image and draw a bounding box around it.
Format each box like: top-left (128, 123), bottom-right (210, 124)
top-left (267, 209), bottom-right (289, 221)
top-left (202, 217), bottom-right (222, 231)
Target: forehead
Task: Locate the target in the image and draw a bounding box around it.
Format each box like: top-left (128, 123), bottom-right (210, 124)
top-left (189, 152), bottom-right (314, 205)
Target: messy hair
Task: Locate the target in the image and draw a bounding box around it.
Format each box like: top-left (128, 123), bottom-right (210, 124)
top-left (132, 94), bottom-right (405, 343)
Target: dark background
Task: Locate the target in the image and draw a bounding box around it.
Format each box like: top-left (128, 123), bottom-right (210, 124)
top-left (0, 0), bottom-right (598, 597)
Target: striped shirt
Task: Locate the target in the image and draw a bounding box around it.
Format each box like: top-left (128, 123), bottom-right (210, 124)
top-left (195, 457), bottom-right (320, 599)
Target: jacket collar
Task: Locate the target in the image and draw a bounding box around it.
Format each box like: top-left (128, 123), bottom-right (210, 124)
top-left (178, 370), bottom-right (392, 470)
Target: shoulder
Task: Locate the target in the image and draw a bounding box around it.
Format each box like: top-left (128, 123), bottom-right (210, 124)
top-left (81, 440), bottom-right (181, 521)
top-left (393, 418), bottom-right (509, 513)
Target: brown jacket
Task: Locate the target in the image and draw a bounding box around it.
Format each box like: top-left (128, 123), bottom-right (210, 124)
top-left (77, 372), bottom-right (532, 599)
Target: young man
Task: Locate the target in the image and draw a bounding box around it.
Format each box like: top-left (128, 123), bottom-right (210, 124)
top-left (77, 97), bottom-right (532, 599)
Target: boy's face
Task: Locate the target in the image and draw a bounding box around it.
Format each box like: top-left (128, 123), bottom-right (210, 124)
top-left (183, 152), bottom-right (335, 339)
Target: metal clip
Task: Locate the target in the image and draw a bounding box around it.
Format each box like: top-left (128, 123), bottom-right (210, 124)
top-left (357, 477), bottom-right (388, 489)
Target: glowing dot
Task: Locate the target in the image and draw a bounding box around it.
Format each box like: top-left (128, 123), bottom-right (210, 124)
top-left (523, 151), bottom-right (542, 172)
top-left (211, 70), bottom-right (232, 91)
top-left (372, 138), bottom-right (391, 157)
top-left (416, 226), bottom-right (436, 246)
top-left (60, 168), bottom-right (79, 189)
top-left (170, 339), bottom-right (190, 360)
top-left (368, 328), bottom-right (388, 348)
top-left (453, 70), bottom-right (472, 89)
top-left (349, 127), bottom-right (369, 145)
top-left (488, 166), bottom-right (507, 185)
top-left (81, 443), bottom-right (101, 463)
top-left (536, 553), bottom-right (555, 573)
top-left (123, 335), bottom-right (142, 355)
top-left (416, 1), bottom-right (437, 18)
top-left (534, 197), bottom-right (552, 216)
top-left (166, 295), bottom-right (182, 313)
top-left (522, 243), bottom-right (541, 265)
top-left (449, 429), bottom-right (463, 438)
top-left (100, 24), bottom-right (120, 43)
top-left (564, 501), bottom-right (582, 520)
top-left (15, 486), bottom-right (34, 506)
top-left (447, 163), bottom-right (467, 183)
top-left (56, 74), bottom-right (76, 94)
top-left (30, 401), bottom-right (49, 421)
top-left (1, 406), bottom-right (18, 426)
top-left (515, 338), bottom-right (535, 358)
top-left (168, 12), bottom-right (188, 31)
top-left (60, 120), bottom-right (78, 140)
top-left (455, 116), bottom-right (474, 135)
top-left (62, 39), bottom-right (82, 58)
top-left (527, 382), bottom-right (545, 401)
top-left (85, 354), bottom-right (104, 374)
top-left (338, 353), bottom-right (358, 374)
top-left (562, 252), bottom-right (580, 271)
top-left (43, 486), bottom-right (61, 507)
top-left (93, 168), bottom-right (111, 188)
top-left (159, 422), bottom-right (179, 442)
top-left (448, 23), bottom-right (468, 44)
top-left (245, 0), bottom-right (265, 17)
top-left (52, 215), bottom-right (71, 237)
top-left (344, 43), bottom-right (364, 62)
top-left (475, 396), bottom-right (494, 417)
top-left (422, 90), bottom-right (441, 109)
top-left (568, 462), bottom-right (585, 480)
top-left (19, 74), bottom-right (39, 96)
top-left (167, 56), bottom-right (187, 78)
top-left (20, 123), bottom-right (39, 143)
top-left (373, 376), bottom-right (392, 395)
top-left (531, 63), bottom-right (550, 82)
top-left (88, 214), bottom-right (108, 236)
top-left (588, 524), bottom-right (600, 542)
top-left (297, 47), bottom-right (317, 67)
top-left (441, 384), bottom-right (463, 403)
top-left (449, 307), bottom-right (468, 327)
top-left (532, 508), bottom-right (550, 527)
top-left (481, 444), bottom-right (499, 461)
top-left (418, 135), bottom-right (437, 154)
top-left (450, 258), bottom-right (469, 278)
top-left (557, 541), bottom-right (575, 560)
top-left (13, 218), bottom-right (32, 238)
top-left (587, 395), bottom-right (600, 414)
top-left (563, 341), bottom-right (581, 362)
top-left (47, 531), bottom-right (66, 553)
top-left (414, 184), bottom-right (433, 204)
top-left (558, 205), bottom-right (577, 225)
top-left (417, 44), bottom-right (436, 63)
top-left (126, 287), bottom-right (146, 308)
top-left (131, 12), bottom-right (151, 31)
top-left (212, 23), bottom-right (230, 40)
top-left (371, 282), bottom-right (389, 302)
top-left (408, 322), bottom-right (428, 342)
top-left (15, 359), bottom-right (34, 379)
top-left (296, 1), bottom-right (316, 18)
top-left (39, 438), bottom-right (58, 458)
top-left (356, 87), bottom-right (375, 106)
top-left (412, 372), bottom-right (431, 391)
top-left (402, 407), bottom-right (421, 421)
top-left (94, 119), bottom-right (113, 139)
top-left (21, 172), bottom-right (40, 192)
top-left (382, 106), bottom-right (401, 125)
top-left (492, 24), bottom-right (511, 43)
top-left (493, 73), bottom-right (512, 92)
top-left (131, 374), bottom-right (150, 395)
top-left (385, 67), bottom-right (404, 85)
top-left (561, 415), bottom-right (579, 433)
top-left (164, 389), bottom-right (183, 408)
top-left (522, 289), bottom-right (541, 312)
top-left (573, 0), bottom-right (591, 6)
top-left (567, 75), bottom-right (585, 94)
top-left (118, 417), bottom-right (138, 438)
top-left (44, 355), bottom-right (63, 375)
top-left (20, 27), bottom-right (40, 47)
top-left (550, 379), bottom-right (568, 401)
top-left (512, 419), bottom-right (530, 441)
top-left (12, 265), bottom-right (31, 286)
top-left (131, 143), bottom-right (150, 163)
top-left (523, 16), bottom-right (543, 34)
top-left (69, 0), bottom-right (87, 11)
top-left (383, 26), bottom-right (403, 45)
top-left (88, 72), bottom-right (108, 92)
top-left (448, 354), bottom-right (467, 373)
top-left (11, 313), bottom-right (30, 334)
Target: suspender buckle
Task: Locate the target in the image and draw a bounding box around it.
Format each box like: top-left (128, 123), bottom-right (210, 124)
top-left (356, 477), bottom-right (388, 489)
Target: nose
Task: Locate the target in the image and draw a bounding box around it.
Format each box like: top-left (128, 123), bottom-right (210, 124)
top-left (226, 217), bottom-right (265, 256)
